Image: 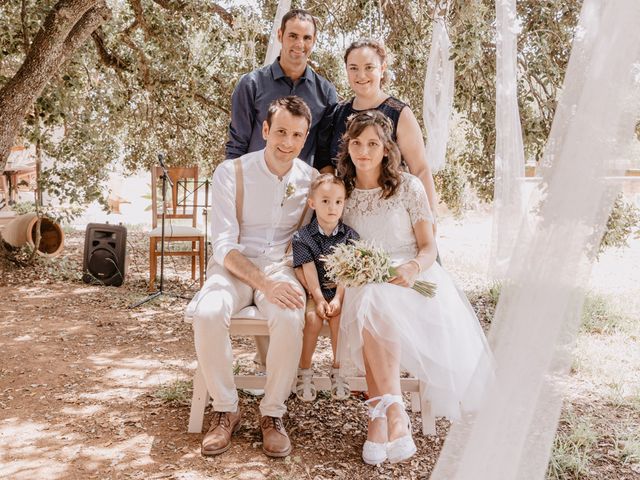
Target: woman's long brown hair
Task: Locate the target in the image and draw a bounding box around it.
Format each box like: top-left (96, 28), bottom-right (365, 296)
top-left (336, 110), bottom-right (402, 199)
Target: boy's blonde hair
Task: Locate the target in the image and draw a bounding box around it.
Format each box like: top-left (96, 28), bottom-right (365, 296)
top-left (309, 173), bottom-right (346, 195)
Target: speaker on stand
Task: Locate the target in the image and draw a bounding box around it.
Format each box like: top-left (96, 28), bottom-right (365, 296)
top-left (82, 223), bottom-right (127, 286)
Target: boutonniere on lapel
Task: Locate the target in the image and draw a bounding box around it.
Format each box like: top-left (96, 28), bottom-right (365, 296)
top-left (281, 182), bottom-right (296, 206)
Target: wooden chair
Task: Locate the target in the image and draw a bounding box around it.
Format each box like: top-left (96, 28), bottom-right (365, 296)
top-left (149, 166), bottom-right (205, 291)
top-left (186, 306), bottom-right (436, 436)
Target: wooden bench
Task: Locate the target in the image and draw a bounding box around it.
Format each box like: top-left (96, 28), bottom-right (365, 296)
top-left (187, 306), bottom-right (436, 435)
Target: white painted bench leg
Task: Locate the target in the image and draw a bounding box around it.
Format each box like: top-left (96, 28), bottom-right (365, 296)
top-left (419, 381), bottom-right (436, 436)
top-left (188, 363), bottom-right (210, 433)
top-left (410, 391), bottom-right (422, 413)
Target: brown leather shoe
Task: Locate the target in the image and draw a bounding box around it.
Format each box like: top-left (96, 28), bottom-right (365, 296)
top-left (201, 408), bottom-right (242, 456)
top-left (260, 415), bottom-right (292, 457)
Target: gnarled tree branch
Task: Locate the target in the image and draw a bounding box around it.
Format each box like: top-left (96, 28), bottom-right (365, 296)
top-left (151, 0), bottom-right (185, 10)
top-left (92, 27), bottom-right (130, 72)
top-left (121, 33), bottom-right (153, 87)
top-left (0, 0), bottom-right (112, 171)
top-left (194, 93), bottom-right (230, 115)
top-left (20, 0), bottom-right (30, 53)
top-left (128, 0), bottom-right (153, 39)
top-left (150, 0), bottom-right (233, 26)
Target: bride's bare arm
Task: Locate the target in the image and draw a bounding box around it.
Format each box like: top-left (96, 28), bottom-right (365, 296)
top-left (388, 219), bottom-right (437, 287)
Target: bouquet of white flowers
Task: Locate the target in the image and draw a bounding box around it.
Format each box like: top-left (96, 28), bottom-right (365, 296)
top-left (322, 240), bottom-right (436, 297)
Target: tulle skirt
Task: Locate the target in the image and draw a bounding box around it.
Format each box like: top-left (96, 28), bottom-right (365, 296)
top-left (337, 262), bottom-right (494, 420)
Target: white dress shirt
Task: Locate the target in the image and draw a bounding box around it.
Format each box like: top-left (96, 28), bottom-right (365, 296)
top-left (210, 149), bottom-right (316, 265)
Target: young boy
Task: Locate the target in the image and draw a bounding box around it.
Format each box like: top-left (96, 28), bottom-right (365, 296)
top-left (291, 173), bottom-right (359, 401)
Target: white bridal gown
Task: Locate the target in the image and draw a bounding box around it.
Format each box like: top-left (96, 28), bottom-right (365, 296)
top-left (338, 172), bottom-right (494, 420)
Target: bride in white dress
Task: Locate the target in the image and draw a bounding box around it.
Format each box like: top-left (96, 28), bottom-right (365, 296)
top-left (335, 111), bottom-right (494, 465)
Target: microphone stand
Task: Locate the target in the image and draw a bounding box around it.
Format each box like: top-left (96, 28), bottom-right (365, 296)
top-left (130, 153), bottom-right (187, 308)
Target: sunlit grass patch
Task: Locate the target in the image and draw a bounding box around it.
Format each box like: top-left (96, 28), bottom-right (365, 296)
top-left (487, 281), bottom-right (502, 304)
top-left (624, 391), bottom-right (640, 412)
top-left (602, 382), bottom-right (640, 411)
top-left (614, 429), bottom-right (640, 465)
top-left (466, 281), bottom-right (501, 329)
top-left (548, 438), bottom-right (591, 479)
top-left (153, 379), bottom-right (192, 406)
top-left (548, 411), bottom-right (598, 479)
top-left (580, 293), bottom-right (633, 335)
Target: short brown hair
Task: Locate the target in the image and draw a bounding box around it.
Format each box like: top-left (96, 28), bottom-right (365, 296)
top-left (344, 38), bottom-right (389, 86)
top-left (280, 9), bottom-right (317, 36)
top-left (310, 173), bottom-right (345, 195)
top-left (336, 110), bottom-right (401, 199)
top-left (266, 96), bottom-right (312, 129)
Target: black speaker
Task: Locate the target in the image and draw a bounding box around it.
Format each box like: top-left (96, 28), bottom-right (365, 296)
top-left (82, 223), bottom-right (127, 286)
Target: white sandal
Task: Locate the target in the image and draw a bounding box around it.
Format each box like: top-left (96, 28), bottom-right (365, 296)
top-left (362, 395), bottom-right (390, 465)
top-left (384, 396), bottom-right (416, 464)
top-left (330, 367), bottom-right (350, 400)
top-left (294, 368), bottom-right (317, 402)
top-left (362, 394), bottom-right (416, 465)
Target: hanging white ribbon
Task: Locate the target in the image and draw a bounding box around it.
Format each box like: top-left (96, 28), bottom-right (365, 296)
top-left (431, 1), bottom-right (640, 478)
top-left (423, 17), bottom-right (455, 173)
top-left (264, 0), bottom-right (292, 66)
top-left (489, 0), bottom-right (526, 281)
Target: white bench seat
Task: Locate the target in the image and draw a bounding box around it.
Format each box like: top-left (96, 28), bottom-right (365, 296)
top-left (188, 306), bottom-right (436, 435)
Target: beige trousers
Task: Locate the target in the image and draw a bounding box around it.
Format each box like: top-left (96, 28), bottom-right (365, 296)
top-left (192, 260), bottom-right (304, 417)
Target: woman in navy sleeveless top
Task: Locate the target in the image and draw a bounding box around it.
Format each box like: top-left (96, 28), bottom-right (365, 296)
top-left (315, 39), bottom-right (439, 228)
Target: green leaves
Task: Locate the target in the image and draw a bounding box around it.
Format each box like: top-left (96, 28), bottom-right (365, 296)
top-left (0, 0), bottom-right (587, 220)
top-left (0, 1), bottom-right (266, 218)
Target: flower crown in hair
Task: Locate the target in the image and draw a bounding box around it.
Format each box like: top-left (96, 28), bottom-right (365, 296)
top-left (346, 110), bottom-right (393, 133)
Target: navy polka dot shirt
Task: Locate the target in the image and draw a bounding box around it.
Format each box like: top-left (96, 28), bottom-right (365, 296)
top-left (292, 217), bottom-right (359, 301)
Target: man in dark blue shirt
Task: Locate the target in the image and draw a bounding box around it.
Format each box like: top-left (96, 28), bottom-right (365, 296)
top-left (225, 9), bottom-right (337, 166)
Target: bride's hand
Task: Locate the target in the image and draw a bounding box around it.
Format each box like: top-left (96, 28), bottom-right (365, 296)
top-left (388, 262), bottom-right (420, 288)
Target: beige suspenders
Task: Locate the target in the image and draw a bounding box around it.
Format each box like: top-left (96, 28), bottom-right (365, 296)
top-left (233, 158), bottom-right (309, 253)
top-left (233, 158), bottom-right (244, 229)
top-left (286, 202), bottom-right (309, 255)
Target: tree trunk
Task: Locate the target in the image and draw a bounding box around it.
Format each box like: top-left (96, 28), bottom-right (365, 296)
top-left (0, 0), bottom-right (112, 171)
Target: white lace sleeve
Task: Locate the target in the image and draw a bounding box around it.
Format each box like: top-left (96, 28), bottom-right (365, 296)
top-left (403, 173), bottom-right (434, 225)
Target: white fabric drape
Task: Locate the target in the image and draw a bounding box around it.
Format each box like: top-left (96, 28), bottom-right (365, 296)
top-left (264, 0), bottom-right (291, 66)
top-left (431, 1), bottom-right (640, 478)
top-left (489, 0), bottom-right (525, 280)
top-left (423, 17), bottom-right (455, 173)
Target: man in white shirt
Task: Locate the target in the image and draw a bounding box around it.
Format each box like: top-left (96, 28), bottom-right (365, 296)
top-left (191, 96), bottom-right (316, 458)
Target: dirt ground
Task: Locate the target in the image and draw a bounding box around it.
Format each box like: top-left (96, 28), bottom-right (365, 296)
top-left (1, 212), bottom-right (639, 479)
